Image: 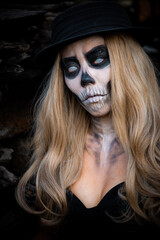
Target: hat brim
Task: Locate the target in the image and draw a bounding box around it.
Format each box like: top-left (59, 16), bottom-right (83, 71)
top-left (35, 26), bottom-right (158, 68)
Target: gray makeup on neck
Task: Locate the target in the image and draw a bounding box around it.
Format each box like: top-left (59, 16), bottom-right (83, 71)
top-left (61, 45), bottom-right (110, 79)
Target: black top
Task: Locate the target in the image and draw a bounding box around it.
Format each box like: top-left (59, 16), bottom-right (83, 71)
top-left (0, 182), bottom-right (159, 239)
top-left (52, 182), bottom-right (160, 239)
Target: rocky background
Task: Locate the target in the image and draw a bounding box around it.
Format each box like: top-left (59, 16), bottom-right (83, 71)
top-left (0, 0), bottom-right (160, 188)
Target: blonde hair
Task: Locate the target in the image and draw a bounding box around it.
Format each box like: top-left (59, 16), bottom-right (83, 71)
top-left (16, 55), bottom-right (90, 224)
top-left (16, 33), bottom-right (160, 225)
top-left (105, 33), bottom-right (160, 223)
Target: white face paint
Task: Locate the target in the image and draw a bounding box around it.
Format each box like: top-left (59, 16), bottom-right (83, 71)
top-left (61, 35), bottom-right (111, 117)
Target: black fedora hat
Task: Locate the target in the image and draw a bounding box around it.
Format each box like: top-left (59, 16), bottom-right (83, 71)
top-left (35, 1), bottom-right (157, 67)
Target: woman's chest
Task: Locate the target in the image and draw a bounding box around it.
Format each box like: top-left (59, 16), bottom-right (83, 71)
top-left (70, 134), bottom-right (127, 208)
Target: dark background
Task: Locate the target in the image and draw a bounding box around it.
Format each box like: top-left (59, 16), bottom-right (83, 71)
top-left (0, 0), bottom-right (160, 187)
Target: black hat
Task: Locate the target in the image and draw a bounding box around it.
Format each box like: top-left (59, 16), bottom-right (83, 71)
top-left (35, 1), bottom-right (157, 67)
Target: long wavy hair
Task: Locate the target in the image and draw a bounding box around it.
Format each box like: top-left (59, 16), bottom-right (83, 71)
top-left (16, 33), bottom-right (160, 225)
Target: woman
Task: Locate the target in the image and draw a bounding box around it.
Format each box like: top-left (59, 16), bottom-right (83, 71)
top-left (16, 1), bottom-right (160, 238)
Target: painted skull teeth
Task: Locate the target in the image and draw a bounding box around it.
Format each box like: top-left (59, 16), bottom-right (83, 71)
top-left (79, 87), bottom-right (108, 102)
top-left (83, 94), bottom-right (108, 104)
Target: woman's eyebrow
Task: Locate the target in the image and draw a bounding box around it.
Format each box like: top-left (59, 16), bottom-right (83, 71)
top-left (62, 56), bottom-right (78, 63)
top-left (85, 45), bottom-right (107, 58)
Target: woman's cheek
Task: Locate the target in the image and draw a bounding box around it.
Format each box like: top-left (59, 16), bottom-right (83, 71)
top-left (65, 77), bottom-right (81, 95)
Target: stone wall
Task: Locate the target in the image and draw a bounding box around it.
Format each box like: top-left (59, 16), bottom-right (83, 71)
top-left (0, 1), bottom-right (76, 187)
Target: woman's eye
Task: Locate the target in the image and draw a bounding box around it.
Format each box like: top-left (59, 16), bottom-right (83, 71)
top-left (61, 58), bottom-right (80, 79)
top-left (68, 65), bottom-right (78, 73)
top-left (94, 58), bottom-right (104, 64)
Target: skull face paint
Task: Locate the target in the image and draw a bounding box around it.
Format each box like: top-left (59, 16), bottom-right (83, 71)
top-left (61, 35), bottom-right (111, 117)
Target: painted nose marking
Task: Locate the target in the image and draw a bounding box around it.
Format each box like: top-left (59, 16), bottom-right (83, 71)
top-left (81, 72), bottom-right (95, 87)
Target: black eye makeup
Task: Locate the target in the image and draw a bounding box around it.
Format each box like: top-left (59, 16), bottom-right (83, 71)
top-left (61, 57), bottom-right (80, 79)
top-left (85, 45), bottom-right (110, 69)
top-left (61, 45), bottom-right (110, 79)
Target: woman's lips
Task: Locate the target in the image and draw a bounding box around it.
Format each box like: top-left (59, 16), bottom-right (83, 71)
top-left (83, 94), bottom-right (108, 104)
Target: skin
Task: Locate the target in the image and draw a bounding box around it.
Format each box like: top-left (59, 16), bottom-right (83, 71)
top-left (61, 35), bottom-right (127, 208)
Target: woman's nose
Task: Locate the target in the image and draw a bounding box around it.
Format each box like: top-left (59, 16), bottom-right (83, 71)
top-left (81, 72), bottom-right (95, 87)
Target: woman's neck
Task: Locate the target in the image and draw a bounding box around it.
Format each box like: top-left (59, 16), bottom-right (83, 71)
top-left (87, 113), bottom-right (119, 167)
top-left (90, 112), bottom-right (114, 137)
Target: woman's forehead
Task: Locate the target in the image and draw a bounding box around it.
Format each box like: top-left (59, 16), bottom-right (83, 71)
top-left (61, 35), bottom-right (105, 58)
